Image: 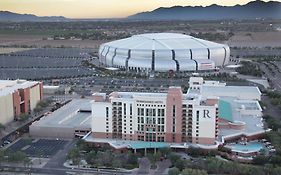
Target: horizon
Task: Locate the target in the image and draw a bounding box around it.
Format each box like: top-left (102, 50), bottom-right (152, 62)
top-left (0, 0), bottom-right (278, 18)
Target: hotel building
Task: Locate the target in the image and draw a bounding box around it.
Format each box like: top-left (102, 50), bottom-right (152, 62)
top-left (92, 85), bottom-right (219, 145)
top-left (89, 77), bottom-right (264, 148)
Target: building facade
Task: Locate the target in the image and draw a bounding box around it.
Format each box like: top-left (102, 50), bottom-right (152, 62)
top-left (0, 80), bottom-right (43, 125)
top-left (92, 87), bottom-right (219, 145)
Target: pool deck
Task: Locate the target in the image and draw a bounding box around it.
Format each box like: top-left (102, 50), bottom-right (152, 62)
top-left (225, 141), bottom-right (265, 154)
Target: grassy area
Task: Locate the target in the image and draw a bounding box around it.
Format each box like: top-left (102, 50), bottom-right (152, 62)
top-left (236, 61), bottom-right (263, 77)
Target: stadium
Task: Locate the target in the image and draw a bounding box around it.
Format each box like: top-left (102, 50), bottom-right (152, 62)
top-left (99, 33), bottom-right (230, 73)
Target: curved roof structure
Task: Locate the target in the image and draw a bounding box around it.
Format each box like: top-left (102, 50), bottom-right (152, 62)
top-left (99, 33), bottom-right (230, 73)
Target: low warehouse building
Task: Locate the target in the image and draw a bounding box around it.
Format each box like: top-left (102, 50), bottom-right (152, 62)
top-left (0, 80), bottom-right (43, 125)
top-left (29, 99), bottom-right (91, 139)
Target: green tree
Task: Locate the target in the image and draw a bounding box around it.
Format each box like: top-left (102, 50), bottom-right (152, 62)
top-left (18, 113), bottom-right (30, 122)
top-left (7, 151), bottom-right (27, 162)
top-left (112, 159), bottom-right (122, 168)
top-left (127, 152), bottom-right (138, 166)
top-left (181, 168), bottom-right (208, 175)
top-left (67, 148), bottom-right (80, 165)
top-left (168, 167), bottom-right (180, 175)
top-left (159, 147), bottom-right (171, 157)
top-left (0, 149), bottom-right (5, 165)
top-left (168, 153), bottom-right (181, 166)
top-left (253, 155), bottom-right (269, 165)
top-left (85, 150), bottom-right (96, 165)
top-left (174, 159), bottom-right (185, 171)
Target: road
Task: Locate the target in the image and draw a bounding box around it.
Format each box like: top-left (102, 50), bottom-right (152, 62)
top-left (44, 139), bottom-right (75, 169)
top-left (0, 165), bottom-right (130, 175)
top-left (259, 61), bottom-right (281, 92)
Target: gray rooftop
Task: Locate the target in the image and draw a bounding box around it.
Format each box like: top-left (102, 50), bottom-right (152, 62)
top-left (218, 97), bottom-right (265, 142)
top-left (30, 99), bottom-right (91, 129)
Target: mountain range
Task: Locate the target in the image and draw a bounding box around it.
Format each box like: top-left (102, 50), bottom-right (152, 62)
top-left (0, 0), bottom-right (280, 22)
top-left (128, 0), bottom-right (281, 20)
top-left (0, 11), bottom-right (66, 22)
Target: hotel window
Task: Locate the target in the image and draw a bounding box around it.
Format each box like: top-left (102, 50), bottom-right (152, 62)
top-left (152, 109), bottom-right (156, 116)
top-left (196, 111), bottom-right (199, 121)
top-left (173, 105), bottom-right (176, 117)
top-left (158, 109), bottom-right (161, 116)
top-left (158, 126), bottom-right (161, 132)
top-left (130, 104), bottom-right (132, 115)
top-left (141, 108), bottom-right (144, 116)
top-left (138, 108), bottom-right (140, 115)
top-left (106, 107), bottom-right (109, 118)
top-left (124, 104), bottom-right (126, 115)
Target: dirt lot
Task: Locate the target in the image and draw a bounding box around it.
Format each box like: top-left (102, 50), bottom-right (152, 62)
top-left (228, 32), bottom-right (281, 47)
top-left (0, 34), bottom-right (107, 49)
top-left (0, 31), bottom-right (280, 49)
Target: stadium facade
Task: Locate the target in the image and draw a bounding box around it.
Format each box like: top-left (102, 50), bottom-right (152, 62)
top-left (99, 33), bottom-right (230, 73)
top-left (0, 80), bottom-right (43, 125)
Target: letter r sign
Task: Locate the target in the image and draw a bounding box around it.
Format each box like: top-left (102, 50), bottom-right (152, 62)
top-left (203, 110), bottom-right (211, 118)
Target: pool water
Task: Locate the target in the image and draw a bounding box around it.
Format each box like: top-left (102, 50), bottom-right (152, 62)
top-left (230, 142), bottom-right (265, 153)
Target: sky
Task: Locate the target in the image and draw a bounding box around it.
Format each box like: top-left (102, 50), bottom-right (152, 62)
top-left (0, 0), bottom-right (277, 18)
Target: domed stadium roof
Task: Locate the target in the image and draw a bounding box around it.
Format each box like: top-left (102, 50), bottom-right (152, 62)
top-left (99, 33), bottom-right (230, 72)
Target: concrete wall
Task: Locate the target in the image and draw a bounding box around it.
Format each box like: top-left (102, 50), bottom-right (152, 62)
top-left (29, 125), bottom-right (74, 139)
top-left (192, 105), bottom-right (217, 144)
top-left (30, 84), bottom-right (41, 110)
top-left (0, 94), bottom-right (14, 125)
top-left (91, 102), bottom-right (112, 133)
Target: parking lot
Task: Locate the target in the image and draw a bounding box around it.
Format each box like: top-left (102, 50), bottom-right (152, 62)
top-left (7, 139), bottom-right (68, 158)
top-left (0, 48), bottom-right (96, 80)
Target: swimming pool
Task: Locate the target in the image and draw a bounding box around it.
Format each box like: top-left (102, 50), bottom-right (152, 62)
top-left (227, 142), bottom-right (265, 153)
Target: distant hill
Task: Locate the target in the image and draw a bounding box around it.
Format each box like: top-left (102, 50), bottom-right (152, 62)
top-left (0, 11), bottom-right (67, 22)
top-left (128, 0), bottom-right (281, 20)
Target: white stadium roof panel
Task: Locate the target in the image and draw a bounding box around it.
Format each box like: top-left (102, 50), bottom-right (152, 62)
top-left (99, 33), bottom-right (230, 72)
